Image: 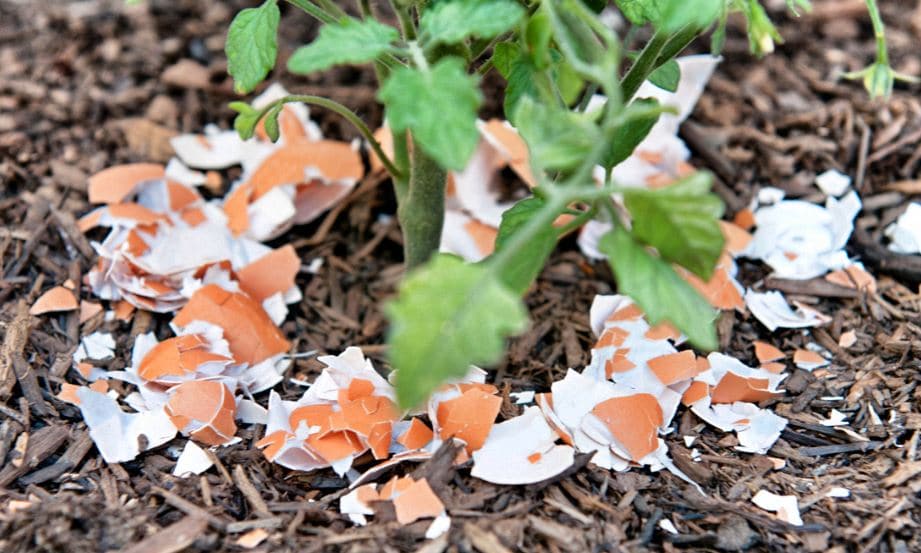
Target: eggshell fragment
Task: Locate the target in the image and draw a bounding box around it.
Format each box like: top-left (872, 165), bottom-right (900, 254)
top-left (165, 380), bottom-right (237, 446)
top-left (435, 387), bottom-right (502, 454)
top-left (173, 284), bottom-right (289, 365)
top-left (30, 286), bottom-right (79, 315)
top-left (754, 341), bottom-right (785, 363)
top-left (398, 418), bottom-right (434, 450)
top-left (710, 372), bottom-right (779, 404)
top-left (88, 163), bottom-right (165, 204)
top-left (592, 394), bottom-right (662, 462)
top-left (793, 349), bottom-right (829, 371)
top-left (751, 490), bottom-right (803, 526)
top-left (471, 406), bottom-right (575, 485)
top-left (648, 351), bottom-right (699, 385)
top-left (235, 245), bottom-right (300, 302)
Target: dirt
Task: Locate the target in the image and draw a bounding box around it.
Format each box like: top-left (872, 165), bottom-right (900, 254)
top-left (1, 0), bottom-right (920, 551)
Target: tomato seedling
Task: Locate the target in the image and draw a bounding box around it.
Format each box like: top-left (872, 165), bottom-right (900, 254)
top-left (225, 0), bottom-right (897, 408)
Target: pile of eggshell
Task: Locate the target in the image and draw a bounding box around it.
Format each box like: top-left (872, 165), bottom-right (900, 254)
top-left (36, 57), bottom-right (879, 533)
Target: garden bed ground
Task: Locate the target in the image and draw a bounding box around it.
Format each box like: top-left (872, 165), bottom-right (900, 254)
top-left (1, 0), bottom-right (920, 551)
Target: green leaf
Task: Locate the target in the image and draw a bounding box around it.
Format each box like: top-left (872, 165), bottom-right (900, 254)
top-left (615, 0), bottom-right (662, 25)
top-left (600, 98), bottom-right (661, 170)
top-left (225, 0), bottom-right (280, 94)
top-left (492, 42), bottom-right (519, 78)
top-left (623, 172), bottom-right (725, 279)
top-left (287, 18), bottom-right (398, 75)
top-left (379, 57), bottom-right (482, 170)
top-left (419, 0), bottom-right (525, 46)
top-left (649, 59), bottom-right (680, 92)
top-left (545, 0), bottom-right (619, 90)
top-left (493, 197), bottom-right (559, 294)
top-left (263, 103), bottom-right (283, 142)
top-left (387, 255), bottom-right (528, 408)
top-left (229, 101), bottom-right (260, 140)
top-left (514, 97), bottom-right (601, 172)
top-left (657, 0), bottom-right (722, 33)
top-left (500, 48), bottom-right (540, 122)
top-left (599, 225), bottom-right (717, 350)
top-left (525, 10), bottom-right (553, 69)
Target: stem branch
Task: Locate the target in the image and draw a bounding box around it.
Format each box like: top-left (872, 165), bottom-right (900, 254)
top-left (252, 95), bottom-right (403, 179)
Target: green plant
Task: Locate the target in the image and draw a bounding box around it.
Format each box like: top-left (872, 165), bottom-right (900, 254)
top-left (225, 0), bottom-right (897, 408)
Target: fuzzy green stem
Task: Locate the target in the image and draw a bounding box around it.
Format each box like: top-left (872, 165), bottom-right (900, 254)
top-left (399, 146), bottom-right (446, 269)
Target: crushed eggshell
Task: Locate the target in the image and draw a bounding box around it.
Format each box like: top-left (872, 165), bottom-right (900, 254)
top-left (471, 406), bottom-right (575, 484)
top-left (751, 490), bottom-right (803, 526)
top-left (173, 440), bottom-right (214, 477)
top-left (885, 202), bottom-right (921, 254)
top-left (30, 286), bottom-right (79, 315)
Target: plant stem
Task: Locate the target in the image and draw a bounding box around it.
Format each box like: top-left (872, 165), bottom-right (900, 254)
top-left (284, 0), bottom-right (336, 23)
top-left (620, 29), bottom-right (669, 102)
top-left (252, 95), bottom-right (403, 179)
top-left (390, 1), bottom-right (417, 40)
top-left (399, 146), bottom-right (446, 269)
top-left (864, 0), bottom-right (888, 65)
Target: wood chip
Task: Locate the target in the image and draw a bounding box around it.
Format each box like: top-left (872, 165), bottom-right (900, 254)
top-left (117, 515), bottom-right (208, 553)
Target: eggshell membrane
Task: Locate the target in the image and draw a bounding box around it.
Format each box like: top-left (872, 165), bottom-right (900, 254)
top-left (30, 286), bottom-right (79, 315)
top-left (236, 245), bottom-right (300, 302)
top-left (172, 284), bottom-right (290, 365)
top-left (754, 341), bottom-right (785, 363)
top-left (648, 350), bottom-right (700, 385)
top-left (592, 394), bottom-right (663, 462)
top-left (166, 380), bottom-right (237, 445)
top-left (398, 418), bottom-right (434, 450)
top-left (137, 334), bottom-right (231, 381)
top-left (710, 372), bottom-right (780, 404)
top-left (436, 388), bottom-right (502, 454)
top-left (88, 163), bottom-right (165, 204)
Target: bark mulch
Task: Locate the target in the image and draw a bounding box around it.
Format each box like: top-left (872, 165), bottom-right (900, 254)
top-left (0, 0), bottom-right (919, 551)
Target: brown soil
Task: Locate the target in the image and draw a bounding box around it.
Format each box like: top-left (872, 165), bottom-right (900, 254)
top-left (1, 1), bottom-right (920, 551)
